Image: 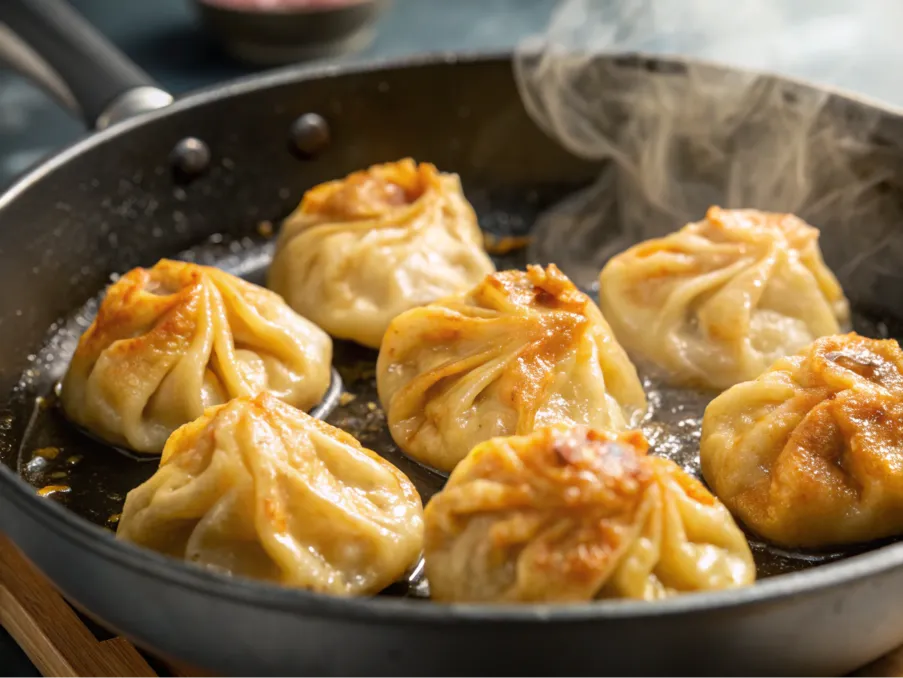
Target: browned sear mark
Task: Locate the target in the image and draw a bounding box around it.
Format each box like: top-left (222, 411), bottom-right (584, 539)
top-left (37, 485), bottom-right (70, 497)
top-left (483, 233), bottom-right (532, 256)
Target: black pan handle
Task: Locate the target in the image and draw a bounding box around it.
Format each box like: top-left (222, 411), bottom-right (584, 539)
top-left (0, 0), bottom-right (173, 130)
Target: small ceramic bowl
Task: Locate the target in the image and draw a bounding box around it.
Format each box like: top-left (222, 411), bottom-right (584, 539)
top-left (193, 0), bottom-right (390, 66)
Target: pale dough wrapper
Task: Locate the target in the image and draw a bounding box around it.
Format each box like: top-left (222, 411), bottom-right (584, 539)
top-left (599, 206), bottom-right (849, 390)
top-left (376, 264), bottom-right (647, 473)
top-left (267, 158), bottom-right (496, 349)
top-left (61, 259), bottom-right (332, 454)
top-left (423, 425), bottom-right (755, 603)
top-left (117, 393), bottom-right (424, 596)
top-left (701, 333), bottom-right (903, 548)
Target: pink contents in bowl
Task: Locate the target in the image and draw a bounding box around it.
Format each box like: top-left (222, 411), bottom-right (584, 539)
top-left (199, 0), bottom-right (370, 10)
top-left (193, 0), bottom-right (384, 65)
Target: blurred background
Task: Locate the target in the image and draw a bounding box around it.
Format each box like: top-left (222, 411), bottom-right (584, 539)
top-left (3, 0), bottom-right (903, 192)
top-left (0, 0), bottom-right (558, 189)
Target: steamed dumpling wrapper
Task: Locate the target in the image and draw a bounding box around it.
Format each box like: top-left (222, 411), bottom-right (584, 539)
top-left (61, 259), bottom-right (332, 455)
top-left (423, 425), bottom-right (755, 603)
top-left (701, 333), bottom-right (903, 548)
top-left (376, 264), bottom-right (647, 473)
top-left (117, 393), bottom-right (424, 595)
top-left (599, 206), bottom-right (849, 390)
top-left (267, 158), bottom-right (496, 348)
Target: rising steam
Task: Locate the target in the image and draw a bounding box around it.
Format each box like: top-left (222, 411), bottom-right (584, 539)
top-left (514, 0), bottom-right (903, 312)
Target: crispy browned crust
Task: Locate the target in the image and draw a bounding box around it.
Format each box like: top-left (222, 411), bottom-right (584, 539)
top-left (424, 426), bottom-right (653, 602)
top-left (120, 392), bottom-right (424, 596)
top-left (600, 206), bottom-right (850, 390)
top-left (424, 422), bottom-right (755, 603)
top-left (62, 258), bottom-right (331, 453)
top-left (378, 263), bottom-right (648, 472)
top-left (72, 259), bottom-right (277, 362)
top-left (162, 392), bottom-right (418, 498)
top-left (288, 158), bottom-right (439, 223)
top-left (617, 207), bottom-right (825, 303)
top-left (702, 332), bottom-right (903, 547)
top-left (271, 158), bottom-right (495, 349)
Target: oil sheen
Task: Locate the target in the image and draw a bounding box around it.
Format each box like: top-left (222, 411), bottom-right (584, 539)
top-left (9, 234), bottom-right (897, 595)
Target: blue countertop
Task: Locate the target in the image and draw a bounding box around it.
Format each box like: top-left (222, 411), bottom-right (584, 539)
top-left (0, 0), bottom-right (557, 188)
top-left (3, 0), bottom-right (903, 190)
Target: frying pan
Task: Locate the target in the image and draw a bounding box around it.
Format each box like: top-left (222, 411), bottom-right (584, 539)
top-left (2, 0), bottom-right (903, 675)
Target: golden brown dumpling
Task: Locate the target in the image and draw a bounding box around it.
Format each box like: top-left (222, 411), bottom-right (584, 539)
top-left (117, 393), bottom-right (424, 596)
top-left (61, 259), bottom-right (332, 454)
top-left (423, 425), bottom-right (755, 603)
top-left (599, 206), bottom-right (849, 390)
top-left (701, 333), bottom-right (903, 548)
top-left (376, 264), bottom-right (647, 473)
top-left (268, 158), bottom-right (496, 348)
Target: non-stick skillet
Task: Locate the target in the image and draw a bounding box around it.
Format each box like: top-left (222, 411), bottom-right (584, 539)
top-left (4, 0), bottom-right (903, 675)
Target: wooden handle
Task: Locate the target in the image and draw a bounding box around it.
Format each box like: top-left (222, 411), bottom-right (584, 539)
top-left (853, 649), bottom-right (903, 677)
top-left (3, 531), bottom-right (902, 677)
top-left (0, 532), bottom-right (156, 677)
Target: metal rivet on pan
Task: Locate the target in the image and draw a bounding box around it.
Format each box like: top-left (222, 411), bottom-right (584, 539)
top-left (290, 113), bottom-right (331, 157)
top-left (170, 137), bottom-right (211, 177)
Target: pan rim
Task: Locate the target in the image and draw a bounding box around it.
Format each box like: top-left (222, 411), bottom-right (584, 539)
top-left (3, 49), bottom-right (903, 625)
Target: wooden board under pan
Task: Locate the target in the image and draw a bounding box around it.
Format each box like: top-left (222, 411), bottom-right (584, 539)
top-left (1, 531), bottom-right (902, 677)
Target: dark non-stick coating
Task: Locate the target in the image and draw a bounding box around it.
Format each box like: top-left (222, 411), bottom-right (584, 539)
top-left (4, 53), bottom-right (903, 675)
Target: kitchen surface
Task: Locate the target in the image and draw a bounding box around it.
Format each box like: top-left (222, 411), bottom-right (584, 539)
top-left (2, 0), bottom-right (903, 674)
top-left (0, 0), bottom-right (558, 190)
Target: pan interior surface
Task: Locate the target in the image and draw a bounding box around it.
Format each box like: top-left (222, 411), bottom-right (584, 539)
top-left (3, 54), bottom-right (903, 629)
top-left (9, 196), bottom-right (903, 599)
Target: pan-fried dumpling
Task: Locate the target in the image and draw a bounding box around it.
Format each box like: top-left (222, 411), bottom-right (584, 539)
top-left (701, 333), bottom-right (903, 548)
top-left (61, 259), bottom-right (332, 454)
top-left (267, 158), bottom-right (496, 348)
top-left (117, 393), bottom-right (424, 595)
top-left (599, 206), bottom-right (849, 390)
top-left (376, 264), bottom-right (647, 473)
top-left (423, 425), bottom-right (755, 603)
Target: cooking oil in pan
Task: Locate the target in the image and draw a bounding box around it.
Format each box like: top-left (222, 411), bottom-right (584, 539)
top-left (7, 233), bottom-right (898, 596)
